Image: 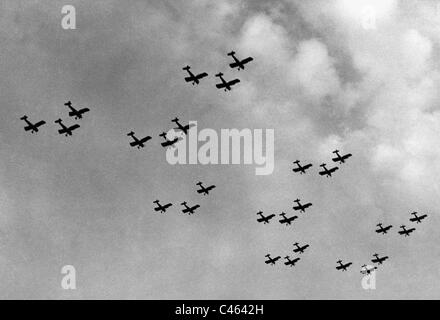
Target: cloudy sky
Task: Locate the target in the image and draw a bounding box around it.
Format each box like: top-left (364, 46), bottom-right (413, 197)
top-left (0, 0), bottom-right (439, 299)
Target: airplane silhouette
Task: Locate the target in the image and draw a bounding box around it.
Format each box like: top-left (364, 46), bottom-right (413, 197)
top-left (196, 182), bottom-right (216, 195)
top-left (293, 199), bottom-right (312, 212)
top-left (127, 131), bottom-right (151, 149)
top-left (284, 256), bottom-right (300, 267)
top-left (54, 119), bottom-right (80, 136)
top-left (332, 150), bottom-right (352, 164)
top-left (227, 51), bottom-right (253, 70)
top-left (64, 101), bottom-right (90, 120)
top-left (398, 225), bottom-right (416, 236)
top-left (171, 117), bottom-right (194, 135)
top-left (265, 254), bottom-right (281, 265)
top-left (336, 260), bottom-right (352, 271)
top-left (319, 163), bottom-right (339, 177)
top-left (256, 211), bottom-right (275, 224)
top-left (360, 264), bottom-right (377, 275)
top-left (20, 115), bottom-right (46, 133)
top-left (375, 223), bottom-right (393, 235)
top-left (293, 242), bottom-right (309, 254)
top-left (371, 253), bottom-right (389, 265)
top-left (409, 212), bottom-right (428, 224)
top-left (181, 201), bottom-right (200, 215)
top-left (153, 200), bottom-right (172, 213)
top-left (159, 132), bottom-right (181, 148)
top-left (215, 72), bottom-right (240, 91)
top-left (292, 160), bottom-right (313, 174)
top-left (183, 65), bottom-right (208, 85)
top-left (279, 212), bottom-right (298, 226)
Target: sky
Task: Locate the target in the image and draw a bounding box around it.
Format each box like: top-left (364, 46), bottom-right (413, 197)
top-left (0, 0), bottom-right (439, 299)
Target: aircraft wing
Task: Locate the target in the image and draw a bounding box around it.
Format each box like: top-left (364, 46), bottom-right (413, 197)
top-left (196, 72), bottom-right (208, 79)
top-left (139, 136), bottom-right (151, 144)
top-left (216, 82), bottom-right (226, 89)
top-left (35, 120), bottom-right (46, 127)
top-left (227, 79), bottom-right (240, 86)
top-left (229, 62), bottom-right (239, 69)
top-left (69, 124), bottom-right (81, 131)
top-left (185, 76), bottom-right (195, 82)
top-left (241, 57), bottom-right (253, 65)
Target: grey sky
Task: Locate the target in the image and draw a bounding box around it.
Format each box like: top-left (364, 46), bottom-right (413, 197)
top-left (0, 0), bottom-right (439, 299)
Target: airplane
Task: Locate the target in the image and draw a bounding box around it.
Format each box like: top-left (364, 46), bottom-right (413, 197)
top-left (20, 115), bottom-right (46, 133)
top-left (127, 131), bottom-right (151, 149)
top-left (227, 51), bottom-right (253, 70)
top-left (159, 132), bottom-right (181, 148)
top-left (284, 256), bottom-right (300, 267)
top-left (171, 117), bottom-right (194, 135)
top-left (181, 201), bottom-right (200, 215)
top-left (292, 242), bottom-right (309, 254)
top-left (360, 264), bottom-right (377, 275)
top-left (292, 160), bottom-right (313, 174)
top-left (332, 150), bottom-right (352, 164)
top-left (153, 200), bottom-right (172, 213)
top-left (292, 199), bottom-right (313, 212)
top-left (265, 254), bottom-right (281, 266)
top-left (182, 65), bottom-right (208, 85)
top-left (371, 253), bottom-right (389, 265)
top-left (336, 260), bottom-right (352, 271)
top-left (256, 211), bottom-right (275, 224)
top-left (375, 223), bottom-right (393, 235)
top-left (54, 119), bottom-right (80, 136)
top-left (318, 163), bottom-right (339, 177)
top-left (409, 212), bottom-right (428, 224)
top-left (64, 101), bottom-right (90, 120)
top-left (215, 72), bottom-right (240, 91)
top-left (196, 182), bottom-right (216, 195)
top-left (398, 225), bottom-right (416, 237)
top-left (279, 212), bottom-right (298, 226)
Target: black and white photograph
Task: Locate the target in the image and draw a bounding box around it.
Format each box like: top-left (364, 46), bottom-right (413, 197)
top-left (0, 0), bottom-right (439, 308)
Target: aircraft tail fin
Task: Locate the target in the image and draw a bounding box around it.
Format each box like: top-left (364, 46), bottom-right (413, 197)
top-left (182, 65), bottom-right (190, 70)
top-left (227, 51), bottom-right (235, 56)
top-left (20, 115), bottom-right (27, 120)
top-left (215, 72), bottom-right (223, 77)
